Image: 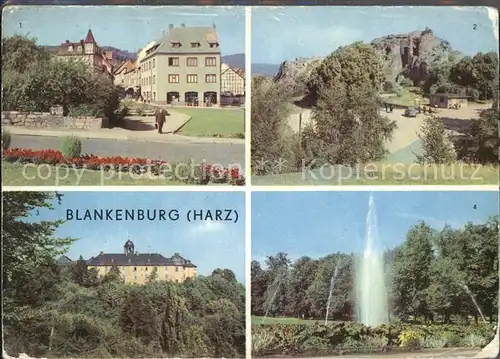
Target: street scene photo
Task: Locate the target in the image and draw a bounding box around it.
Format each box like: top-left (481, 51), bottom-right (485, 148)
top-left (250, 6), bottom-right (499, 185)
top-left (2, 6), bottom-right (245, 186)
top-left (251, 191), bottom-right (499, 358)
top-left (3, 191), bottom-right (245, 359)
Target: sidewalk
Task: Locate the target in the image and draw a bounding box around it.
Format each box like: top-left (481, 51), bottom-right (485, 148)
top-left (4, 126), bottom-right (245, 145)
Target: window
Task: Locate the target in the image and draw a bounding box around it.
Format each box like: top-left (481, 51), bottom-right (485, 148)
top-left (168, 57), bottom-right (179, 66)
top-left (149, 76), bottom-right (152, 85)
top-left (186, 57), bottom-right (198, 67)
top-left (152, 59), bottom-right (155, 68)
top-left (205, 57), bottom-right (216, 67)
top-left (153, 75), bottom-right (155, 84)
top-left (175, 267), bottom-right (179, 272)
top-left (205, 74), bottom-right (216, 83)
top-left (153, 92), bottom-right (156, 101)
top-left (133, 267), bottom-right (137, 271)
top-left (168, 74), bottom-right (179, 83)
top-left (68, 45), bottom-right (73, 52)
top-left (190, 42), bottom-right (200, 48)
top-left (187, 74), bottom-right (198, 83)
top-left (209, 43), bottom-right (218, 48)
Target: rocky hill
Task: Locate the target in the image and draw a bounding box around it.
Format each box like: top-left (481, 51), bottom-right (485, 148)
top-left (274, 28), bottom-right (463, 89)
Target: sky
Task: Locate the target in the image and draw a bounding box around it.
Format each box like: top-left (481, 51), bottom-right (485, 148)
top-left (2, 6), bottom-right (245, 55)
top-left (252, 191), bottom-right (499, 264)
top-left (251, 6), bottom-right (499, 63)
top-left (27, 191), bottom-right (245, 283)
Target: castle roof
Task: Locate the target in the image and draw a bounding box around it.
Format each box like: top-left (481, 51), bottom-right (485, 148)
top-left (85, 29), bottom-right (96, 43)
top-left (87, 252), bottom-right (196, 267)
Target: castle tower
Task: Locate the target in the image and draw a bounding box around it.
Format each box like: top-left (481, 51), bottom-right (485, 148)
top-left (124, 240), bottom-right (135, 255)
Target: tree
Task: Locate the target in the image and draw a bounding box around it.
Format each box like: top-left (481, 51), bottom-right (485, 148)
top-left (160, 286), bottom-right (189, 356)
top-left (72, 255), bottom-right (99, 287)
top-left (147, 267), bottom-right (159, 283)
top-left (455, 105), bottom-right (499, 164)
top-left (303, 42), bottom-right (396, 165)
top-left (2, 192), bottom-right (75, 291)
top-left (392, 222), bottom-right (434, 321)
top-left (415, 116), bottom-right (457, 164)
top-left (102, 266), bottom-right (123, 283)
top-left (251, 78), bottom-right (299, 175)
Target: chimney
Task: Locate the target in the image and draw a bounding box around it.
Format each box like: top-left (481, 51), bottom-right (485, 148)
top-left (181, 23), bottom-right (185, 28)
top-left (169, 24), bottom-right (174, 30)
top-left (65, 40), bottom-right (69, 44)
top-left (99, 251), bottom-right (104, 255)
top-left (213, 23), bottom-right (216, 30)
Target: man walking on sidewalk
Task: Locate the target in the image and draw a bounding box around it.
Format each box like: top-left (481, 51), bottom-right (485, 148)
top-left (155, 107), bottom-right (168, 134)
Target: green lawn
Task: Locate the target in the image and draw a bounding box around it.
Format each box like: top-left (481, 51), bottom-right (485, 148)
top-left (253, 315), bottom-right (341, 325)
top-left (251, 162), bottom-right (499, 186)
top-left (2, 162), bottom-right (192, 186)
top-left (173, 108), bottom-right (244, 138)
top-left (384, 87), bottom-right (427, 107)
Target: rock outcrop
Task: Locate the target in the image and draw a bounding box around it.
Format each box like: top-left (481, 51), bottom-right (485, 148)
top-left (274, 28), bottom-right (463, 91)
top-left (370, 28), bottom-right (462, 84)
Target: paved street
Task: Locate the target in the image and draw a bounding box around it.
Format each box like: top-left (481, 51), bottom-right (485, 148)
top-left (11, 135), bottom-right (245, 170)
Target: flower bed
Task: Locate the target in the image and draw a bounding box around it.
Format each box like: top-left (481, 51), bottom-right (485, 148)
top-left (3, 148), bottom-right (244, 185)
top-left (252, 322), bottom-right (496, 356)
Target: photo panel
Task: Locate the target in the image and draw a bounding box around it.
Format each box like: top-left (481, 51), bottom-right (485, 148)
top-left (250, 6), bottom-right (499, 186)
top-left (251, 190), bottom-right (499, 357)
top-left (3, 191), bottom-right (245, 358)
top-left (2, 5), bottom-right (246, 187)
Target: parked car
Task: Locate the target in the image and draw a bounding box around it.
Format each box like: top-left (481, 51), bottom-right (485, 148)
top-left (404, 107), bottom-right (418, 117)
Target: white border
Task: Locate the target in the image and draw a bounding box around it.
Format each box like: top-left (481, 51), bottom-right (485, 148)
top-left (244, 7), bottom-right (252, 359)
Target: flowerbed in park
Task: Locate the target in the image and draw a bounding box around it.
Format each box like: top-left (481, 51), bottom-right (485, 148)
top-left (252, 322), bottom-right (495, 357)
top-left (3, 148), bottom-right (244, 185)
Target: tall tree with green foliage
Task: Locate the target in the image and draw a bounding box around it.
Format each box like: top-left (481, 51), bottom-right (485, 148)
top-left (303, 42), bottom-right (396, 165)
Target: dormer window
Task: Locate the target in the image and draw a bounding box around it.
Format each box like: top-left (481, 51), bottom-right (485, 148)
top-left (190, 42), bottom-right (200, 48)
top-left (209, 42), bottom-right (219, 48)
top-left (68, 45), bottom-right (73, 52)
top-left (170, 41), bottom-right (181, 48)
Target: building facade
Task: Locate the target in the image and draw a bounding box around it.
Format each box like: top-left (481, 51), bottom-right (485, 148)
top-left (220, 63), bottom-right (245, 106)
top-left (114, 60), bottom-right (140, 96)
top-left (429, 93), bottom-right (469, 108)
top-left (55, 30), bottom-right (113, 80)
top-left (139, 24), bottom-right (221, 106)
top-left (86, 240), bottom-right (197, 284)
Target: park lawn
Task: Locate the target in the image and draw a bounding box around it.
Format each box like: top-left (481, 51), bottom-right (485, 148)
top-left (173, 108), bottom-right (244, 138)
top-left (251, 163), bottom-right (499, 186)
top-left (385, 88), bottom-right (428, 107)
top-left (2, 162), bottom-right (190, 186)
top-left (252, 315), bottom-right (337, 326)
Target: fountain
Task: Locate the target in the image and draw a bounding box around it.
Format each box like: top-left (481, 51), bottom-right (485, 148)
top-left (261, 268), bottom-right (288, 324)
top-left (325, 259), bottom-right (342, 325)
top-left (355, 194), bottom-right (389, 327)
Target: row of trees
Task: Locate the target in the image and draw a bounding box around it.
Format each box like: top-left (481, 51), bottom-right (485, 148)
top-left (423, 51), bottom-right (499, 101)
top-left (2, 35), bottom-right (120, 119)
top-left (251, 218), bottom-right (498, 325)
top-left (3, 192), bottom-right (245, 358)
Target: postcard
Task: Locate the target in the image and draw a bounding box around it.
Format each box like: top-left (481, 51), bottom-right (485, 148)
top-left (251, 190), bottom-right (499, 357)
top-left (250, 6), bottom-right (499, 185)
top-left (2, 191), bottom-right (246, 358)
top-left (1, 6), bottom-right (246, 186)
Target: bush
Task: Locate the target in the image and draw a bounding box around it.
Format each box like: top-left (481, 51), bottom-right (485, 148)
top-left (2, 130), bottom-right (12, 150)
top-left (400, 78), bottom-right (414, 87)
top-left (60, 136), bottom-right (82, 159)
top-left (416, 116), bottom-right (457, 164)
